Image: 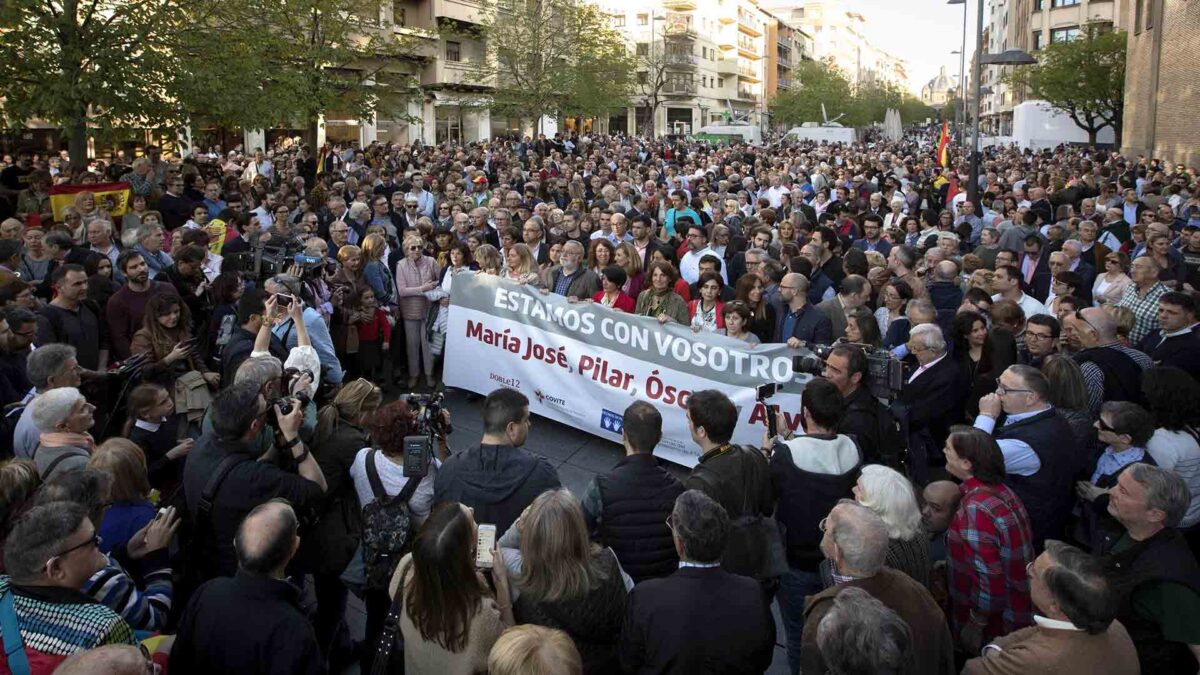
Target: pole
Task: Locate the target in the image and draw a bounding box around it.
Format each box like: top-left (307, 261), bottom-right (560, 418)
top-left (968, 0), bottom-right (984, 208)
top-left (650, 17), bottom-right (656, 138)
top-left (957, 2), bottom-right (967, 149)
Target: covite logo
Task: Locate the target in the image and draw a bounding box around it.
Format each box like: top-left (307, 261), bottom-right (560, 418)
top-left (600, 409), bottom-right (623, 434)
top-left (533, 389), bottom-right (567, 407)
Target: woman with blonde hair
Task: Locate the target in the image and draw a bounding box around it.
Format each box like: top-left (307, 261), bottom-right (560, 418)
top-left (488, 625), bottom-right (582, 675)
top-left (503, 243), bottom-right (538, 284)
top-left (395, 233), bottom-right (441, 388)
top-left (474, 244), bottom-right (502, 276)
top-left (72, 189), bottom-right (111, 232)
top-left (87, 438), bottom-right (155, 555)
top-left (613, 241), bottom-right (644, 299)
top-left (309, 378), bottom-right (384, 660)
top-left (361, 232), bottom-right (394, 306)
top-left (967, 268), bottom-right (994, 295)
top-left (498, 488), bottom-right (628, 673)
top-left (852, 464), bottom-right (931, 587)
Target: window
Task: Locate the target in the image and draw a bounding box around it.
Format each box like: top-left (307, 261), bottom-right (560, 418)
top-left (445, 41), bottom-right (461, 62)
top-left (637, 13), bottom-right (648, 25)
top-left (1051, 0), bottom-right (1080, 6)
top-left (636, 43), bottom-right (649, 56)
top-left (612, 15), bottom-right (625, 27)
top-left (1050, 26), bottom-right (1080, 42)
top-left (717, 77), bottom-right (724, 87)
top-left (392, 2), bottom-right (405, 25)
top-left (1032, 30), bottom-right (1042, 50)
top-left (1033, 0), bottom-right (1043, 10)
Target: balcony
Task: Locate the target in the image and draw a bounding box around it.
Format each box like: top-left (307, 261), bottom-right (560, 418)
top-left (664, 53), bottom-right (698, 70)
top-left (432, 0), bottom-right (487, 25)
top-left (662, 81), bottom-right (697, 96)
top-left (663, 0), bottom-right (697, 9)
top-left (737, 15), bottom-right (762, 36)
top-left (777, 78), bottom-right (792, 89)
top-left (716, 58), bottom-right (737, 74)
top-left (737, 87), bottom-right (756, 100)
top-left (777, 54), bottom-right (791, 68)
top-left (738, 66), bottom-right (760, 82)
top-left (421, 59), bottom-right (494, 88)
top-left (663, 22), bottom-right (697, 40)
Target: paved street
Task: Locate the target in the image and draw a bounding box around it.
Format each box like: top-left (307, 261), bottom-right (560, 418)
top-left (339, 386), bottom-right (790, 674)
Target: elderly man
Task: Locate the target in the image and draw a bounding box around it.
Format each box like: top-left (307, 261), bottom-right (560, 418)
top-left (0, 503), bottom-right (136, 671)
top-left (28, 386), bottom-right (95, 479)
top-left (171, 501), bottom-right (322, 675)
top-left (540, 240), bottom-right (597, 300)
top-left (974, 365), bottom-right (1077, 548)
top-left (679, 225), bottom-right (726, 285)
top-left (897, 323), bottom-right (966, 484)
top-left (131, 223), bottom-right (173, 281)
top-left (1066, 307), bottom-right (1152, 415)
top-left (1099, 463), bottom-right (1200, 672)
top-left (618, 490), bottom-right (776, 675)
top-left (1116, 256), bottom-right (1169, 344)
top-left (800, 501), bottom-right (954, 675)
top-left (963, 540), bottom-right (1139, 674)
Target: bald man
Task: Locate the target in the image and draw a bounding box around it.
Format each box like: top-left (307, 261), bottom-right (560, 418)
top-left (170, 501), bottom-right (321, 675)
top-left (922, 480), bottom-right (962, 563)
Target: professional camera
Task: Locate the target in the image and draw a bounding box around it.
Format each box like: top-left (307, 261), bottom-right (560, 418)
top-left (795, 342), bottom-right (905, 400)
top-left (225, 237), bottom-right (307, 282)
top-left (398, 384), bottom-right (452, 478)
top-left (266, 367), bottom-right (314, 428)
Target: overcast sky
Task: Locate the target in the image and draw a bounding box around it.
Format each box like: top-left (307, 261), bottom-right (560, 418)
top-left (846, 0), bottom-right (983, 96)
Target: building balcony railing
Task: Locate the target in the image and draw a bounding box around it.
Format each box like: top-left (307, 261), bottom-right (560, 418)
top-left (663, 23), bottom-right (698, 40)
top-left (737, 87), bottom-right (756, 100)
top-left (664, 53), bottom-right (698, 69)
top-left (663, 81), bottom-right (697, 96)
top-left (777, 78), bottom-right (792, 89)
top-left (738, 67), bottom-right (760, 82)
top-left (777, 55), bottom-right (791, 67)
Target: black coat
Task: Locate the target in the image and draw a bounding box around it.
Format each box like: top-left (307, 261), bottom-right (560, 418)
top-left (618, 566), bottom-right (776, 675)
top-left (170, 570), bottom-right (322, 675)
top-left (433, 443), bottom-right (561, 535)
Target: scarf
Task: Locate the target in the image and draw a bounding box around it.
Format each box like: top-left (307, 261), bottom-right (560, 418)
top-left (38, 431), bottom-right (96, 453)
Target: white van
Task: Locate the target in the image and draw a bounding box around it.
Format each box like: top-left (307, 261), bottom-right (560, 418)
top-left (694, 125), bottom-right (763, 145)
top-left (784, 125), bottom-right (857, 144)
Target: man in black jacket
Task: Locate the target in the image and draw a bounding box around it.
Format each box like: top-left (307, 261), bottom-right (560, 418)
top-left (822, 345), bottom-right (896, 466)
top-left (895, 323), bottom-right (966, 484)
top-left (171, 500), bottom-right (322, 675)
top-left (220, 290), bottom-right (289, 386)
top-left (582, 401), bottom-right (684, 583)
top-left (433, 388), bottom-right (560, 534)
top-left (618, 489), bottom-right (776, 675)
top-left (1138, 291), bottom-right (1200, 381)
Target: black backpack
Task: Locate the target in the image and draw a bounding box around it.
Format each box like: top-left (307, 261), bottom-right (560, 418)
top-left (361, 449), bottom-right (422, 592)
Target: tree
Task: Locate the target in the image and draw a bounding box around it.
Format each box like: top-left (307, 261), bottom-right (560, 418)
top-left (476, 0), bottom-right (634, 134)
top-left (0, 0), bottom-right (185, 166)
top-left (176, 0), bottom-right (425, 148)
top-left (1005, 27), bottom-right (1126, 144)
top-left (769, 59), bottom-right (855, 127)
top-left (633, 43), bottom-right (671, 136)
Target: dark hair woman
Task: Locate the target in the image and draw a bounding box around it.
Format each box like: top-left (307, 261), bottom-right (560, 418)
top-left (952, 310), bottom-right (1016, 417)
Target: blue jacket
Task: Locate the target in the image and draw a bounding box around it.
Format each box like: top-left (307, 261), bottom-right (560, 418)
top-left (272, 307), bottom-right (345, 384)
top-left (363, 260), bottom-right (393, 305)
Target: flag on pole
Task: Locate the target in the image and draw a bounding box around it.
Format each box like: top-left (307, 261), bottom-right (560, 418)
top-left (937, 120), bottom-right (951, 168)
top-left (48, 182), bottom-right (132, 223)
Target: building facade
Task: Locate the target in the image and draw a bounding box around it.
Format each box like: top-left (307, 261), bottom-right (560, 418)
top-left (1123, 0), bottom-right (1200, 166)
top-left (921, 65), bottom-right (958, 110)
top-left (980, 0), bottom-right (1127, 135)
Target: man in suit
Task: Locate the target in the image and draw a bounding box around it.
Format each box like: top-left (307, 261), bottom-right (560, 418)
top-left (1021, 235), bottom-right (1054, 303)
top-left (817, 274), bottom-right (871, 341)
top-left (521, 218), bottom-right (551, 267)
top-left (896, 323), bottom-right (966, 484)
top-left (963, 540), bottom-right (1139, 675)
top-left (1138, 291), bottom-right (1200, 380)
top-left (618, 489), bottom-right (776, 675)
top-left (852, 214), bottom-right (892, 258)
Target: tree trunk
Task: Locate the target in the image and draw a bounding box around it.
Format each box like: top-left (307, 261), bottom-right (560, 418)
top-left (67, 107), bottom-right (88, 172)
top-left (1087, 128), bottom-right (1098, 145)
top-left (305, 116), bottom-right (320, 154)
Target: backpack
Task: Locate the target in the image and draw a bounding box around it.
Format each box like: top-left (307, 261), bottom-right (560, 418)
top-left (361, 449), bottom-right (422, 592)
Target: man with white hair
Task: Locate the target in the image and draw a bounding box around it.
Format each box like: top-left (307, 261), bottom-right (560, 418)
top-left (14, 344), bottom-right (82, 460)
top-left (898, 323), bottom-right (967, 483)
top-left (29, 386), bottom-right (95, 479)
top-left (801, 500), bottom-right (954, 675)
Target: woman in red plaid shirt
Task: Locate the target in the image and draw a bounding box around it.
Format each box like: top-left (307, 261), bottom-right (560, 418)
top-left (942, 426), bottom-right (1036, 655)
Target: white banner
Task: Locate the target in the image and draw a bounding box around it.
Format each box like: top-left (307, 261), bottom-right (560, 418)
top-left (443, 274), bottom-right (812, 467)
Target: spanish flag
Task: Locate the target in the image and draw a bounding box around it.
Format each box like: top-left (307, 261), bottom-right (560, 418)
top-left (49, 182), bottom-right (132, 222)
top-left (937, 120), bottom-right (951, 168)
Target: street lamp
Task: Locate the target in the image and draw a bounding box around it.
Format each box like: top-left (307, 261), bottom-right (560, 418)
top-left (947, 0), bottom-right (967, 149)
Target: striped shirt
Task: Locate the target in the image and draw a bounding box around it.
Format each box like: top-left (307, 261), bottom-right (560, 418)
top-left (83, 555), bottom-right (172, 632)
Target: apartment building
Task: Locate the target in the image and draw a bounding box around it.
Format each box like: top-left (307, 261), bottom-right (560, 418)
top-left (1123, 0), bottom-right (1200, 166)
top-left (980, 0), bottom-right (1127, 136)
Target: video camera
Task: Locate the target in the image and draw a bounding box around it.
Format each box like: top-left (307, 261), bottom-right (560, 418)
top-left (225, 237), bottom-right (307, 282)
top-left (399, 384), bottom-right (451, 479)
top-left (795, 342), bottom-right (905, 400)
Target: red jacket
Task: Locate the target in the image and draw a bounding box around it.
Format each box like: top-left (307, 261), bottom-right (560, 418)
top-left (593, 290), bottom-right (636, 313)
top-left (687, 299), bottom-right (725, 329)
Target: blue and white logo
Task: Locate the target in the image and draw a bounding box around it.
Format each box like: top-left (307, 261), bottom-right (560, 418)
top-left (600, 409), bottom-right (623, 435)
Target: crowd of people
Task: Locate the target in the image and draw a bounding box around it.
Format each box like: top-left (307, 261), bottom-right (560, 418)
top-left (0, 128), bottom-right (1197, 674)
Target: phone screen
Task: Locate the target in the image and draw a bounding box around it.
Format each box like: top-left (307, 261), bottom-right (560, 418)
top-left (476, 524), bottom-right (496, 566)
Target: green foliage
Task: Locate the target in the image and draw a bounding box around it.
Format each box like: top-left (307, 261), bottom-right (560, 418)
top-left (1004, 27), bottom-right (1126, 143)
top-left (769, 59), bottom-right (932, 128)
top-left (476, 0), bottom-right (634, 130)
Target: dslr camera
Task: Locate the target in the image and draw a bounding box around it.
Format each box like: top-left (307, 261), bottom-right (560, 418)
top-left (267, 367), bottom-right (314, 427)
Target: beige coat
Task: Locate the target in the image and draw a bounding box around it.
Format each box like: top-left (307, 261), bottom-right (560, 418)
top-left (962, 620), bottom-right (1140, 675)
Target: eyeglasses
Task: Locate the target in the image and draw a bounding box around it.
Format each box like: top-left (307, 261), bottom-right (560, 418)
top-left (995, 383), bottom-right (1032, 396)
top-left (818, 517), bottom-right (829, 532)
top-left (1096, 417), bottom-right (1117, 433)
top-left (407, 246), bottom-right (421, 251)
top-left (51, 533), bottom-right (101, 562)
top-left (1073, 310), bottom-right (1099, 333)
top-left (1025, 331), bottom-right (1055, 341)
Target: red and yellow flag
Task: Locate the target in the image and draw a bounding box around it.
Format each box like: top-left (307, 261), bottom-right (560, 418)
top-left (937, 120), bottom-right (951, 168)
top-left (48, 182), bottom-right (132, 222)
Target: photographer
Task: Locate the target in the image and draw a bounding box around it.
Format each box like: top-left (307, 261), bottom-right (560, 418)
top-left (822, 344), bottom-right (895, 466)
top-left (182, 380), bottom-right (326, 583)
top-left (266, 273), bottom-right (345, 387)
